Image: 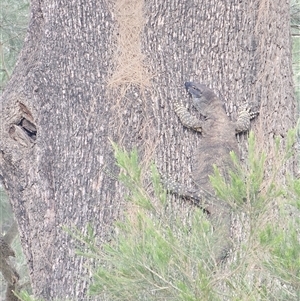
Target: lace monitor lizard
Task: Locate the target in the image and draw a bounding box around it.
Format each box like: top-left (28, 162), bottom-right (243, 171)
top-left (167, 82), bottom-right (258, 261)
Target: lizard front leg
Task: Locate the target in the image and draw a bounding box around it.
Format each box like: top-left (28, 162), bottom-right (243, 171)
top-left (174, 101), bottom-right (203, 132)
top-left (235, 105), bottom-right (259, 133)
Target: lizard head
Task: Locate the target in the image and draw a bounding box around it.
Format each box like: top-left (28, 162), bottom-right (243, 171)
top-left (185, 82), bottom-right (216, 117)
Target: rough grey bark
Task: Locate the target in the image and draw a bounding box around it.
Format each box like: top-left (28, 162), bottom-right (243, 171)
top-left (1, 0), bottom-right (117, 298)
top-left (0, 0), bottom-right (296, 300)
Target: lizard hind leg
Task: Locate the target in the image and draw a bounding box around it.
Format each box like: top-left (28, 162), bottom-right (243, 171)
top-left (162, 176), bottom-right (219, 210)
top-left (163, 177), bottom-right (232, 263)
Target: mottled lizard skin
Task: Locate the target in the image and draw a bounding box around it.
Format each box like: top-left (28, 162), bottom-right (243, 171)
top-left (167, 82), bottom-right (258, 261)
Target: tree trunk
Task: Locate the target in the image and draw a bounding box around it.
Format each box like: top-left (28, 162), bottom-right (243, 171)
top-left (0, 0), bottom-right (295, 299)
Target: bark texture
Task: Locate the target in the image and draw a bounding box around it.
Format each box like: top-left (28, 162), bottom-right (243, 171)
top-left (0, 0), bottom-right (296, 299)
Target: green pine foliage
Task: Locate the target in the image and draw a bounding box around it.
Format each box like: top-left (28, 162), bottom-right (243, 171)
top-left (69, 142), bottom-right (220, 301)
top-left (69, 131), bottom-right (300, 301)
top-left (14, 291), bottom-right (43, 301)
top-left (15, 291), bottom-right (69, 301)
top-left (210, 130), bottom-right (300, 300)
